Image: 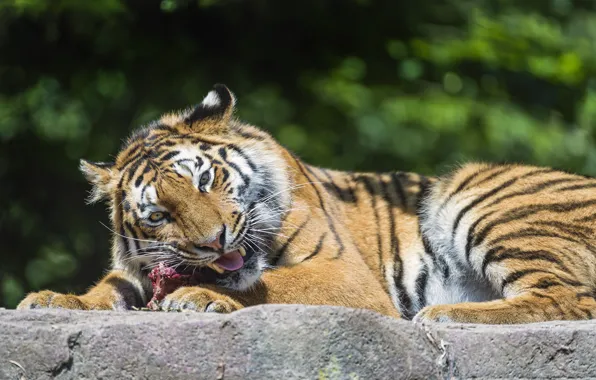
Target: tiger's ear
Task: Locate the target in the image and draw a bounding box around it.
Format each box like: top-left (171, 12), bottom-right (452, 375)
top-left (79, 159), bottom-right (115, 203)
top-left (185, 84), bottom-right (236, 130)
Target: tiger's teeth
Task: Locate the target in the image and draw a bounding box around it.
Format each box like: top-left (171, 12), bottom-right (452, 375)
top-left (209, 263), bottom-right (225, 274)
top-left (239, 247), bottom-right (246, 257)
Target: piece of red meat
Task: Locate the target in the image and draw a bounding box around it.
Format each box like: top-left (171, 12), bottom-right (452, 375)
top-left (147, 263), bottom-right (193, 310)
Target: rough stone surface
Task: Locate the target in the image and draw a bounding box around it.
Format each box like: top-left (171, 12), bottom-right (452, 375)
top-left (0, 305), bottom-right (595, 379)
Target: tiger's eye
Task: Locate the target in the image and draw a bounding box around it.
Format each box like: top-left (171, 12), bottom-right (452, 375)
top-left (149, 212), bottom-right (165, 222)
top-left (199, 171), bottom-right (211, 187)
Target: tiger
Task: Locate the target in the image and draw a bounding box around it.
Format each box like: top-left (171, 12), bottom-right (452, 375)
top-left (17, 84), bottom-right (596, 324)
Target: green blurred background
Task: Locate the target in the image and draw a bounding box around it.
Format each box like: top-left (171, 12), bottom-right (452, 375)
top-left (1, 0), bottom-right (596, 308)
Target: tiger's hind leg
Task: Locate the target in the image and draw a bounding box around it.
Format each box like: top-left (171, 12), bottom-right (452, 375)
top-left (414, 287), bottom-right (596, 324)
top-left (414, 252), bottom-right (596, 324)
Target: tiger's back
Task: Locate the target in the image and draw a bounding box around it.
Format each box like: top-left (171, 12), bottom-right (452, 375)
top-left (309, 160), bottom-right (596, 323)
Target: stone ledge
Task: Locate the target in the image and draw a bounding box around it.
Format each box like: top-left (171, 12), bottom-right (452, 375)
top-left (1, 305), bottom-right (595, 379)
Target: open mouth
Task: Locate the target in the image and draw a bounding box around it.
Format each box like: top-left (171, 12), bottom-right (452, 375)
top-left (145, 246), bottom-right (256, 309)
top-left (144, 245), bottom-right (256, 281)
top-left (206, 246), bottom-right (249, 274)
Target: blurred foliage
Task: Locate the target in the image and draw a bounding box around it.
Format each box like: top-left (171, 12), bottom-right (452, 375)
top-left (1, 0), bottom-right (596, 308)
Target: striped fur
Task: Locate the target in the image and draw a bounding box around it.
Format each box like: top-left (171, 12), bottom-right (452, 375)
top-left (17, 85), bottom-right (596, 323)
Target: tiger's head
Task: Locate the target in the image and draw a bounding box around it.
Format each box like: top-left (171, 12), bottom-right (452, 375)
top-left (80, 84), bottom-right (291, 290)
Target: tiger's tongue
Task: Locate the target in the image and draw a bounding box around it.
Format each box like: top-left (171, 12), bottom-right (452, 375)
top-left (214, 250), bottom-right (244, 271)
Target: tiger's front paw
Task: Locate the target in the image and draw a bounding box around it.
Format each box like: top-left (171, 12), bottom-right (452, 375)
top-left (17, 290), bottom-right (90, 310)
top-left (160, 286), bottom-right (242, 313)
top-left (413, 305), bottom-right (458, 323)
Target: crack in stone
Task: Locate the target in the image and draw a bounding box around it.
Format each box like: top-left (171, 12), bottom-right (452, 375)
top-left (546, 331), bottom-right (577, 363)
top-left (47, 331), bottom-right (82, 378)
top-left (414, 322), bottom-right (458, 380)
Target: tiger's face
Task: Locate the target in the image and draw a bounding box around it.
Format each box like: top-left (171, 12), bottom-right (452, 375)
top-left (80, 85), bottom-right (290, 290)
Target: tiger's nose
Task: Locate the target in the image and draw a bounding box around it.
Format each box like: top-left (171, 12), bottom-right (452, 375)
top-left (196, 228), bottom-right (225, 250)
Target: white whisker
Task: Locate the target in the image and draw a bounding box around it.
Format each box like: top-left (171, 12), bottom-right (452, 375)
top-left (99, 222), bottom-right (162, 244)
